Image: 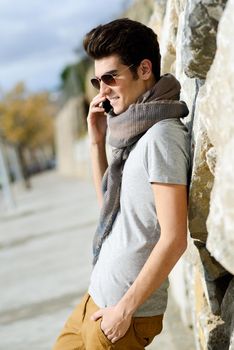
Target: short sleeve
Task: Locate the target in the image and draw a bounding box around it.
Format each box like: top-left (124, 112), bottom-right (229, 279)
top-left (143, 120), bottom-right (191, 185)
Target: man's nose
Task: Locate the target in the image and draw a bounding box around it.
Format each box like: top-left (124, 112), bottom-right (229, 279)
top-left (99, 81), bottom-right (111, 95)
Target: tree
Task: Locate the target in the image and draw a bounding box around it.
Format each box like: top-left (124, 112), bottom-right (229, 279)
top-left (0, 82), bottom-right (55, 188)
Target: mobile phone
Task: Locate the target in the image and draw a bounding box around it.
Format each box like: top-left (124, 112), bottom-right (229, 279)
top-left (102, 99), bottom-right (112, 113)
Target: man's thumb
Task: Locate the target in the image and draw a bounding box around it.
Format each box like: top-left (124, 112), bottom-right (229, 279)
top-left (91, 309), bottom-right (103, 321)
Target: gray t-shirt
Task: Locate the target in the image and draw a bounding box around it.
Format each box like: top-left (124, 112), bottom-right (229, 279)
top-left (88, 119), bottom-right (191, 317)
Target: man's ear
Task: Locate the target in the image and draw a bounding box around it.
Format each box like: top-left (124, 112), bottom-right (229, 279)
top-left (138, 59), bottom-right (152, 80)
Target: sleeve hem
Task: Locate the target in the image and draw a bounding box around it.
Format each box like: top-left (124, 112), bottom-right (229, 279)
top-left (149, 177), bottom-right (188, 185)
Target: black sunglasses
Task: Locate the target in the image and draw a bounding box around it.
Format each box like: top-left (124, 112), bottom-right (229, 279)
top-left (91, 64), bottom-right (134, 90)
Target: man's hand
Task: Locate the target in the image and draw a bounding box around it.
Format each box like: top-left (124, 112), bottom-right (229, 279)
top-left (87, 94), bottom-right (108, 145)
top-left (91, 305), bottom-right (132, 343)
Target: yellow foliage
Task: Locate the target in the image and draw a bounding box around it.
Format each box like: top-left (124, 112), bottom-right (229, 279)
top-left (0, 82), bottom-right (55, 149)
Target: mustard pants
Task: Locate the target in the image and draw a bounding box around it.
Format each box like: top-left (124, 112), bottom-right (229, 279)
top-left (53, 293), bottom-right (163, 350)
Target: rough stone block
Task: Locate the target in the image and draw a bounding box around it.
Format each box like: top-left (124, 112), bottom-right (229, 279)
top-left (198, 0), bottom-right (234, 274)
top-left (194, 240), bottom-right (227, 282)
top-left (205, 147), bottom-right (217, 176)
top-left (160, 0), bottom-right (178, 74)
top-left (192, 265), bottom-right (229, 349)
top-left (176, 2), bottom-right (197, 134)
top-left (148, 0), bottom-right (167, 42)
top-left (221, 278), bottom-right (234, 350)
top-left (124, 0), bottom-right (154, 24)
top-left (182, 0), bottom-right (227, 79)
top-left (188, 108), bottom-right (214, 243)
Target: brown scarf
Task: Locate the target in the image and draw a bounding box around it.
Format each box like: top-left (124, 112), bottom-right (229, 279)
top-left (92, 73), bottom-right (189, 265)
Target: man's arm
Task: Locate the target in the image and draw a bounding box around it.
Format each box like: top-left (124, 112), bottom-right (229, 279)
top-left (91, 182), bottom-right (188, 342)
top-left (90, 142), bottom-right (108, 207)
top-left (87, 94), bottom-right (109, 207)
top-left (118, 183), bottom-right (188, 313)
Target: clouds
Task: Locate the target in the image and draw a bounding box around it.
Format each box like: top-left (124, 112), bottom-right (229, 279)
top-left (0, 0), bottom-right (132, 91)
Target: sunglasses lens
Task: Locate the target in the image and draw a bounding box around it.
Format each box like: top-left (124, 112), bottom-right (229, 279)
top-left (90, 74), bottom-right (116, 90)
top-left (91, 78), bottom-right (100, 90)
top-left (102, 74), bottom-right (116, 86)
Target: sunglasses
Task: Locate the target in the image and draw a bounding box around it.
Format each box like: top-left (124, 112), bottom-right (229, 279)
top-left (91, 64), bottom-right (134, 90)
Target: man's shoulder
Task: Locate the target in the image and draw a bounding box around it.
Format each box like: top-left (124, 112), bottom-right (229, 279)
top-left (144, 118), bottom-right (188, 141)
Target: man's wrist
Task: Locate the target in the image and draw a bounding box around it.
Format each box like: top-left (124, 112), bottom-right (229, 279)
top-left (116, 296), bottom-right (137, 317)
top-left (89, 139), bottom-right (106, 147)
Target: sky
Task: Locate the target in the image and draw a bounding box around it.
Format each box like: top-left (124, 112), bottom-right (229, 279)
top-left (0, 0), bottom-right (133, 92)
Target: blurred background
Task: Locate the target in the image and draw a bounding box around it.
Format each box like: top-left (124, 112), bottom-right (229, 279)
top-left (0, 0), bottom-right (134, 193)
top-left (0, 0), bottom-right (234, 349)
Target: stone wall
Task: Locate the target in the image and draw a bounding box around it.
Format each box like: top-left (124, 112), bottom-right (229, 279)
top-left (144, 0), bottom-right (233, 349)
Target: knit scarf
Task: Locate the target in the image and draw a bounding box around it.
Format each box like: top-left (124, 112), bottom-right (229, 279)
top-left (92, 73), bottom-right (189, 265)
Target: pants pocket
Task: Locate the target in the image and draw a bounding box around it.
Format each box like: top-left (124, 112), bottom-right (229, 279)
top-left (133, 315), bottom-right (163, 347)
top-left (96, 318), bottom-right (114, 348)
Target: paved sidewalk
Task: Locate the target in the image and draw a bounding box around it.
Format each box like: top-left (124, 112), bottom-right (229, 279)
top-left (0, 171), bottom-right (195, 350)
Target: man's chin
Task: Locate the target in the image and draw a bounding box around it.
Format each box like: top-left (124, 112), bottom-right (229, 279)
top-left (113, 106), bottom-right (128, 115)
top-left (112, 107), bottom-right (120, 115)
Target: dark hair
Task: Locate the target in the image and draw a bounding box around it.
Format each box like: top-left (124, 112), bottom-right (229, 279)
top-left (83, 18), bottom-right (161, 81)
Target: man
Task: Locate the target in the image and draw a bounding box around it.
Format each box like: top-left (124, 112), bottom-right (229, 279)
top-left (53, 18), bottom-right (190, 350)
